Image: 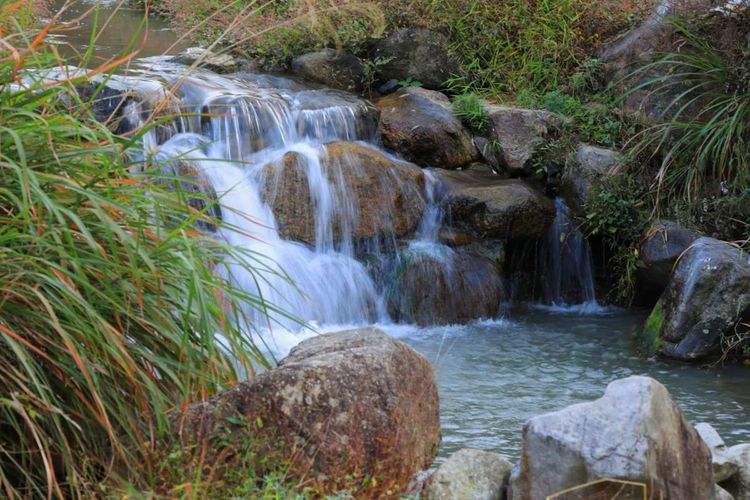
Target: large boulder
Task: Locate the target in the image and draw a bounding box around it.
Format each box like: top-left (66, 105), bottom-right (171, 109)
top-left (560, 143), bottom-right (622, 213)
top-left (437, 170), bottom-right (555, 241)
top-left (695, 422), bottom-right (739, 483)
top-left (645, 237), bottom-right (750, 361)
top-left (291, 49), bottom-right (366, 93)
top-left (509, 376), bottom-right (714, 500)
top-left (259, 141), bottom-right (426, 245)
top-left (370, 28), bottom-right (461, 90)
top-left (381, 246), bottom-right (505, 326)
top-left (177, 328), bottom-right (441, 496)
top-left (637, 220), bottom-right (700, 298)
top-left (485, 106), bottom-right (563, 176)
top-left (424, 448), bottom-right (512, 500)
top-left (377, 88), bottom-right (478, 169)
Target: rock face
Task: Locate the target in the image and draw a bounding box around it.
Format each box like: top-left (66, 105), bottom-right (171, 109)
top-left (638, 220), bottom-right (700, 293)
top-left (259, 141), bottom-right (426, 245)
top-left (424, 448), bottom-right (512, 500)
top-left (485, 106), bottom-right (562, 176)
top-left (178, 328), bottom-right (441, 496)
top-left (383, 247), bottom-right (505, 326)
top-left (652, 237), bottom-right (750, 361)
top-left (695, 422), bottom-right (739, 483)
top-left (509, 376), bottom-right (714, 500)
top-left (291, 49), bottom-right (366, 93)
top-left (560, 143), bottom-right (621, 213)
top-left (377, 88), bottom-right (478, 169)
top-left (438, 170), bottom-right (555, 241)
top-left (370, 28), bottom-right (460, 90)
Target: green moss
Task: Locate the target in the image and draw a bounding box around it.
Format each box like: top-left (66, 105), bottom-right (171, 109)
top-left (637, 302), bottom-right (665, 356)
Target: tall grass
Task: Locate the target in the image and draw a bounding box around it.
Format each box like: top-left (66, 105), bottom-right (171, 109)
top-left (0, 5), bottom-right (287, 497)
top-left (629, 19), bottom-right (750, 201)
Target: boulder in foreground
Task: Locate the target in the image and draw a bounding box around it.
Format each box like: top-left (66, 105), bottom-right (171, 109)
top-left (509, 376), bottom-right (713, 499)
top-left (178, 328), bottom-right (440, 496)
top-left (424, 448), bottom-right (512, 500)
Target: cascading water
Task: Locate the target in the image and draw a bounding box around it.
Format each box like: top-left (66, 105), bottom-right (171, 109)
top-left (538, 197), bottom-right (599, 309)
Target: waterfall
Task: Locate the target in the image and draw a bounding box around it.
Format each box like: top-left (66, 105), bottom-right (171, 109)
top-left (539, 198), bottom-right (599, 308)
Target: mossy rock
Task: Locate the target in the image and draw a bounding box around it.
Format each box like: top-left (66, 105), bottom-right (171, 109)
top-left (636, 301), bottom-right (664, 356)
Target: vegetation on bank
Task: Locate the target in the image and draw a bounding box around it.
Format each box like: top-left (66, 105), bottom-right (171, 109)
top-left (0, 7), bottom-right (304, 497)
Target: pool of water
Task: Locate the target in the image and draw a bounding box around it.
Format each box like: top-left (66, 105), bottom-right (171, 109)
top-left (387, 308), bottom-right (750, 459)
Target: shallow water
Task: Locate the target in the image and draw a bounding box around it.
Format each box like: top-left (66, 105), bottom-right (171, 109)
top-left (389, 309), bottom-right (750, 459)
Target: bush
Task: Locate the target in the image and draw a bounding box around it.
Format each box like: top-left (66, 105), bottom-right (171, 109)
top-left (0, 14), bottom-right (288, 497)
top-left (452, 92), bottom-right (488, 134)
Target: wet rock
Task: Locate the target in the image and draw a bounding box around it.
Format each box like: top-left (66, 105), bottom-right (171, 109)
top-left (294, 89), bottom-right (380, 140)
top-left (172, 46), bottom-right (238, 73)
top-left (484, 106), bottom-right (563, 176)
top-left (370, 28), bottom-right (460, 90)
top-left (650, 237), bottom-right (750, 361)
top-left (509, 376), bottom-right (714, 500)
top-left (437, 170), bottom-right (555, 241)
top-left (724, 444), bottom-right (750, 500)
top-left (424, 448), bottom-right (512, 500)
top-left (560, 143), bottom-right (622, 213)
top-left (178, 328), bottom-right (440, 497)
top-left (291, 49), bottom-right (366, 93)
top-left (260, 141), bottom-right (426, 245)
top-left (638, 220), bottom-right (700, 294)
top-left (382, 247), bottom-right (504, 326)
top-left (377, 88), bottom-right (478, 169)
top-left (695, 422), bottom-right (739, 482)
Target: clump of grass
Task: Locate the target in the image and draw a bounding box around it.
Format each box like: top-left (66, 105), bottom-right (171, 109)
top-left (452, 92), bottom-right (488, 134)
top-left (0, 12), bottom-right (289, 498)
top-left (629, 18), bottom-right (750, 201)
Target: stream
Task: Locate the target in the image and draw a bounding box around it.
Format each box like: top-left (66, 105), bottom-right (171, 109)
top-left (49, 0), bottom-right (750, 462)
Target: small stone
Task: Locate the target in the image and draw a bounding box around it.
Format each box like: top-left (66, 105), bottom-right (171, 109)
top-left (424, 448), bottom-right (512, 500)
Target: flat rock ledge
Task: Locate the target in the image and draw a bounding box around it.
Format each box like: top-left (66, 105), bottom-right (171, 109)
top-left (176, 328), bottom-right (440, 497)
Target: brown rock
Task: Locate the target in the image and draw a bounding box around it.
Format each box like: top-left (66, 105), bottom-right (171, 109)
top-left (291, 49), bottom-right (366, 93)
top-left (437, 170), bottom-right (555, 241)
top-left (259, 141), bottom-right (426, 245)
top-left (178, 328), bottom-right (441, 497)
top-left (377, 88), bottom-right (478, 170)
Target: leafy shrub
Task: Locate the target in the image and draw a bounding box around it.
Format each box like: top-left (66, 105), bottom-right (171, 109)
top-left (452, 92), bottom-right (488, 134)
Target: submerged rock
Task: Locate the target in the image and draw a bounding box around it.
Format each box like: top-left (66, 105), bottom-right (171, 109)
top-left (259, 141), bottom-right (426, 245)
top-left (177, 328), bottom-right (440, 497)
top-left (382, 247), bottom-right (505, 326)
top-left (370, 28), bottom-right (460, 90)
top-left (560, 143), bottom-right (622, 213)
top-left (648, 237), bottom-right (750, 361)
top-left (291, 49), bottom-right (366, 93)
top-left (485, 106), bottom-right (562, 176)
top-left (437, 170), bottom-right (555, 241)
top-left (509, 376), bottom-right (713, 500)
top-left (377, 87), bottom-right (478, 170)
top-left (638, 220), bottom-right (700, 296)
top-left (424, 448), bottom-right (512, 500)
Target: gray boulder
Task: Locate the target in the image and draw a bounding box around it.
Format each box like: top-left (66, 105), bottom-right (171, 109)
top-left (695, 423), bottom-right (739, 482)
top-left (638, 220), bottom-right (700, 295)
top-left (424, 448), bottom-right (512, 500)
top-left (437, 170), bottom-right (555, 241)
top-left (377, 87), bottom-right (478, 169)
top-left (509, 376), bottom-right (713, 500)
top-left (171, 46), bottom-right (239, 73)
top-left (560, 143), bottom-right (622, 213)
top-left (177, 328), bottom-right (441, 497)
top-left (652, 237), bottom-right (750, 361)
top-left (485, 106), bottom-right (563, 176)
top-left (370, 28), bottom-right (461, 90)
top-left (291, 49), bottom-right (366, 93)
